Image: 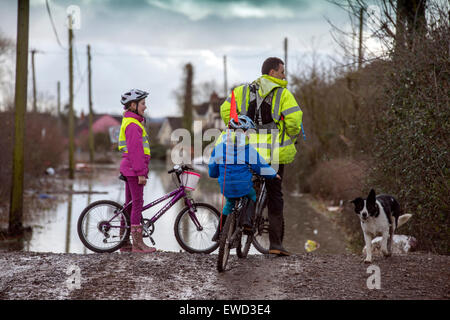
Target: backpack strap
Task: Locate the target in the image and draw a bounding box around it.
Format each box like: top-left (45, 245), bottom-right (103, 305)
top-left (240, 84), bottom-right (249, 116)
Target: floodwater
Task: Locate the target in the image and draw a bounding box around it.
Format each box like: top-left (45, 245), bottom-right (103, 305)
top-left (7, 160), bottom-right (348, 255)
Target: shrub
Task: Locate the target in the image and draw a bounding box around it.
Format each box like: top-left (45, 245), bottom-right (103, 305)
top-left (307, 158), bottom-right (368, 202)
top-left (367, 22), bottom-right (450, 254)
top-left (0, 111), bottom-right (66, 204)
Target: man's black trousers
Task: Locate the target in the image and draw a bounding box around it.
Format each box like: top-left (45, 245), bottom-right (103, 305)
top-left (266, 164), bottom-right (285, 249)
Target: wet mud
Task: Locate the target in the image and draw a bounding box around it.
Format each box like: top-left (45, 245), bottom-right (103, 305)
top-left (0, 250), bottom-right (448, 300)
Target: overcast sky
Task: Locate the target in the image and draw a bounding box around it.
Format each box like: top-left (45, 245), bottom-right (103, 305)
top-left (0, 0), bottom-right (350, 118)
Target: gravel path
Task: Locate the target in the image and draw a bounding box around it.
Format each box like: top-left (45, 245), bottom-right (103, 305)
top-left (0, 251), bottom-right (448, 300)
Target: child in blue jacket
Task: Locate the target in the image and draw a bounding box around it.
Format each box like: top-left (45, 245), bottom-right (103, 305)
top-left (208, 115), bottom-right (279, 241)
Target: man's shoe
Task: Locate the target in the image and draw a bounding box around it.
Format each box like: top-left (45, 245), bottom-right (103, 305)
top-left (269, 246), bottom-right (291, 256)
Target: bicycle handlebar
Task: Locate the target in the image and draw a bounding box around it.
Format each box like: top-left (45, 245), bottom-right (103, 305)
top-left (167, 164), bottom-right (194, 174)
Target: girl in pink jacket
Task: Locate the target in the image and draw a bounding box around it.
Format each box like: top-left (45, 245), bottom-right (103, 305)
top-left (119, 89), bottom-right (155, 253)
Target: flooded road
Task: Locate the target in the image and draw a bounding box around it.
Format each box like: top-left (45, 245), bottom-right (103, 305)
top-left (8, 160), bottom-right (347, 255)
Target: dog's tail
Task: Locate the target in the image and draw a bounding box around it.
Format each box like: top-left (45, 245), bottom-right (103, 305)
top-left (398, 214), bottom-right (412, 228)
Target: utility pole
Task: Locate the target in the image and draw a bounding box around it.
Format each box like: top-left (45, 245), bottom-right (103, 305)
top-left (87, 44), bottom-right (94, 163)
top-left (57, 80), bottom-right (60, 116)
top-left (9, 0), bottom-right (29, 235)
top-left (358, 7), bottom-right (364, 70)
top-left (31, 49), bottom-right (37, 112)
top-left (68, 14), bottom-right (75, 179)
top-left (183, 63), bottom-right (193, 137)
top-left (223, 55), bottom-right (228, 96)
top-left (284, 37), bottom-right (288, 80)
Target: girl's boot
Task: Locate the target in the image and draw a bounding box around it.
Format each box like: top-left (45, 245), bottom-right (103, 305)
top-left (131, 225), bottom-right (156, 253)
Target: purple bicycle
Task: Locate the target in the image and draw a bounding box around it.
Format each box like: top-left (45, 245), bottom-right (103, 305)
top-left (77, 164), bottom-right (220, 254)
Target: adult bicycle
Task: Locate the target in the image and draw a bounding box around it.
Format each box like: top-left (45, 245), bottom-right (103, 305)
top-left (251, 175), bottom-right (285, 254)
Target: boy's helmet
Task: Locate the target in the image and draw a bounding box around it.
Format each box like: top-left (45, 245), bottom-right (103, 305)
top-left (121, 89), bottom-right (149, 107)
top-left (228, 115), bottom-right (256, 130)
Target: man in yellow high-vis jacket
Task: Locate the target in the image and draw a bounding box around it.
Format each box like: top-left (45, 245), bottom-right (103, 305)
top-left (220, 57), bottom-right (303, 256)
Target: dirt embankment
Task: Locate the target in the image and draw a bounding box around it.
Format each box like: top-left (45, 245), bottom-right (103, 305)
top-left (0, 251), bottom-right (448, 300)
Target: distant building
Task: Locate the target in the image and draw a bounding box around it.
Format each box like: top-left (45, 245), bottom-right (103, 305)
top-left (157, 117), bottom-right (183, 146)
top-left (193, 92), bottom-right (226, 132)
top-left (76, 113), bottom-right (121, 136)
top-left (141, 92), bottom-right (227, 148)
top-left (75, 113), bottom-right (122, 147)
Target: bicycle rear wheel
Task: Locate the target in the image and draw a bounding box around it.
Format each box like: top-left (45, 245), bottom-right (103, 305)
top-left (174, 203), bottom-right (220, 254)
top-left (77, 200), bottom-right (130, 253)
top-left (252, 200), bottom-right (285, 254)
top-left (253, 184), bottom-right (284, 254)
top-left (252, 203), bottom-right (271, 254)
top-left (217, 212), bottom-right (236, 272)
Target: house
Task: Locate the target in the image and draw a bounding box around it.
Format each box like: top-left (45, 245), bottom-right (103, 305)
top-left (147, 119), bottom-right (163, 145)
top-left (75, 113), bottom-right (121, 146)
top-left (76, 113), bottom-right (121, 136)
top-left (157, 117), bottom-right (183, 146)
top-left (154, 92), bottom-right (226, 147)
top-left (193, 91), bottom-right (226, 132)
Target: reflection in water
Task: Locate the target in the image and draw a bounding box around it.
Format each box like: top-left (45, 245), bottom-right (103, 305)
top-left (19, 161), bottom-right (347, 255)
top-left (65, 183), bottom-right (73, 253)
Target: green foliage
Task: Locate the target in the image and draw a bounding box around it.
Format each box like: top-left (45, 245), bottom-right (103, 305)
top-left (286, 8), bottom-right (449, 254)
top-left (368, 25), bottom-right (450, 254)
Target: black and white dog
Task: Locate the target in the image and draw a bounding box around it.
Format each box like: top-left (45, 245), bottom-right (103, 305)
top-left (351, 189), bottom-right (412, 263)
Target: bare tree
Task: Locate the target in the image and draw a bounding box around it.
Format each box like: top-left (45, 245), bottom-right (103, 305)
top-left (327, 0), bottom-right (429, 65)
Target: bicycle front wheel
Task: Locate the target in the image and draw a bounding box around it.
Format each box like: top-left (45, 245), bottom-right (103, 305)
top-left (77, 200), bottom-right (130, 253)
top-left (174, 203), bottom-right (220, 254)
top-left (217, 212), bottom-right (236, 273)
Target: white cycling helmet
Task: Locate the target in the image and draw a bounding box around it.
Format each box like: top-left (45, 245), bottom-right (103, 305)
top-left (121, 89), bottom-right (149, 107)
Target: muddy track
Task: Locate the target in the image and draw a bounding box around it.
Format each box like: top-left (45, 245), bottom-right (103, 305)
top-left (0, 251), bottom-right (448, 300)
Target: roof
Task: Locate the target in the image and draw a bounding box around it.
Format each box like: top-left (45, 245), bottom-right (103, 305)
top-left (194, 102), bottom-right (209, 116)
top-left (147, 121), bottom-right (163, 141)
top-left (76, 113), bottom-right (120, 135)
top-left (208, 91), bottom-right (225, 113)
top-left (166, 117), bottom-right (183, 130)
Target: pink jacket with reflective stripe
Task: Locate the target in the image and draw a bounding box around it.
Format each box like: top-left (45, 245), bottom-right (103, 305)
top-left (119, 111), bottom-right (150, 177)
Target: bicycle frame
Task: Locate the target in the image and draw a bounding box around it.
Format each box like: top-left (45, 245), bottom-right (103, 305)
top-left (109, 185), bottom-right (203, 231)
top-left (254, 178), bottom-right (267, 214)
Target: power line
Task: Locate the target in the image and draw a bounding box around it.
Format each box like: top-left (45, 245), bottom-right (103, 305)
top-left (45, 0), bottom-right (66, 50)
top-left (74, 66), bottom-right (88, 99)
